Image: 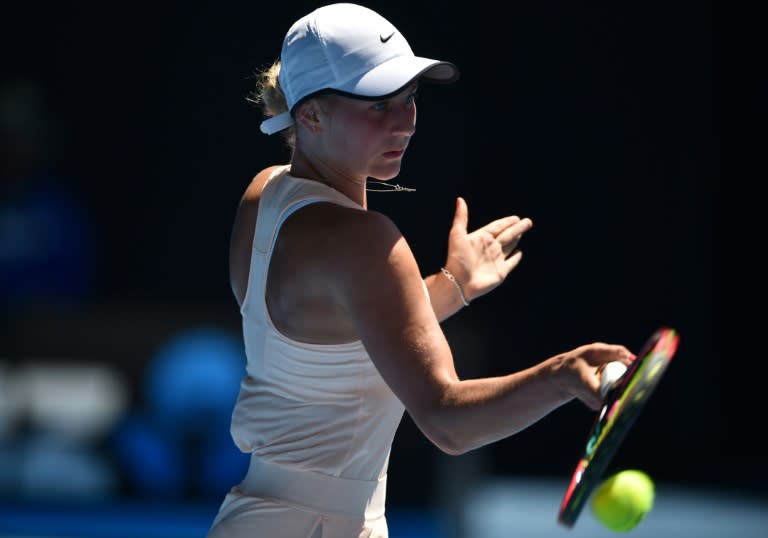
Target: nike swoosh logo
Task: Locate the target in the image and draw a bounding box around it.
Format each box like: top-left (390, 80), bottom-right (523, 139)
top-left (380, 32), bottom-right (395, 43)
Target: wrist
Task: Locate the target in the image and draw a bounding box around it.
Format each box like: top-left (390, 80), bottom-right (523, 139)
top-left (440, 267), bottom-right (470, 307)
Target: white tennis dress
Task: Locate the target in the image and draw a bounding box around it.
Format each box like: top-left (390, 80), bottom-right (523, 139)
top-left (206, 167), bottom-right (406, 538)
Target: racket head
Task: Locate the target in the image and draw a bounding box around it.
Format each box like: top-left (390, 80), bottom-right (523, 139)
top-left (557, 327), bottom-right (680, 528)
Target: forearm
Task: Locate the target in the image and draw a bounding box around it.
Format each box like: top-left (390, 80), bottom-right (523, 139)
top-left (414, 360), bottom-right (572, 455)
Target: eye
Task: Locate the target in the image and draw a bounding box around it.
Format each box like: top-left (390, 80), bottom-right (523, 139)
top-left (370, 88), bottom-right (418, 112)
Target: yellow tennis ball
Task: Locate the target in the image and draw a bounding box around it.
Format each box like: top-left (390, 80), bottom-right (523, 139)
top-left (590, 470), bottom-right (655, 532)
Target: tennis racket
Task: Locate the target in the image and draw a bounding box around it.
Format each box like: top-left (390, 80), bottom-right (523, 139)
top-left (557, 326), bottom-right (680, 528)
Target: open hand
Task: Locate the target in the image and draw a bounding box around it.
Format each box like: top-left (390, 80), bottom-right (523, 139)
top-left (444, 197), bottom-right (533, 302)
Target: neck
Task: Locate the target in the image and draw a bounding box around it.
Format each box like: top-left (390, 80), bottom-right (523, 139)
top-left (289, 151), bottom-right (368, 208)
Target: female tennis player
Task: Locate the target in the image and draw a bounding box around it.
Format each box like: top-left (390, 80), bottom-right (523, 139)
top-left (206, 4), bottom-right (634, 537)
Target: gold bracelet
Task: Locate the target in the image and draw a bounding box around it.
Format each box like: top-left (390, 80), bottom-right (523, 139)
top-left (440, 267), bottom-right (470, 307)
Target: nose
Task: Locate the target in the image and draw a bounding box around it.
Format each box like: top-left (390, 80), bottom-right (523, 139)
top-left (392, 103), bottom-right (416, 137)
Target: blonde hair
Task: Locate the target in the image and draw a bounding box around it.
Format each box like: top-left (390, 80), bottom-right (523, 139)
top-left (249, 60), bottom-right (295, 149)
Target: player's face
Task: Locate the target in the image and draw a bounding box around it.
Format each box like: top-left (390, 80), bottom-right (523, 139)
top-left (319, 84), bottom-right (418, 181)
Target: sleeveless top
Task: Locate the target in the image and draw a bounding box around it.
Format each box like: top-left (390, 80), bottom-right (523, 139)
top-left (230, 166), bottom-right (406, 482)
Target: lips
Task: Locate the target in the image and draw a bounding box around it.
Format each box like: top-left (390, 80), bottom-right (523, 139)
top-left (383, 149), bottom-right (405, 159)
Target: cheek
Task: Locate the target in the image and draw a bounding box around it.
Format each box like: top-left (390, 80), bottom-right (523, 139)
top-left (331, 116), bottom-right (384, 155)
top-left (351, 126), bottom-right (382, 153)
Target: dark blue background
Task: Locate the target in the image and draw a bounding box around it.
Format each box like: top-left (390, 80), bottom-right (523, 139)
top-left (1, 0), bottom-right (736, 518)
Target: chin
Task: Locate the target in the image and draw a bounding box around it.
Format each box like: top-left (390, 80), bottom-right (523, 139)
top-left (370, 164), bottom-right (402, 181)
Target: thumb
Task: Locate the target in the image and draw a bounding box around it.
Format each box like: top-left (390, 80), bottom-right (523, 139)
top-left (451, 196), bottom-right (468, 236)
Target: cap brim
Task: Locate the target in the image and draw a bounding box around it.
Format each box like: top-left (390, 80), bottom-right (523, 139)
top-left (344, 56), bottom-right (459, 100)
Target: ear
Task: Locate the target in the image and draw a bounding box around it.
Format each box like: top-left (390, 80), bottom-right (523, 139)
top-left (295, 101), bottom-right (322, 133)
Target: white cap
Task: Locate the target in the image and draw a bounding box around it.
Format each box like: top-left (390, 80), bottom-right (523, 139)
top-left (260, 3), bottom-right (459, 135)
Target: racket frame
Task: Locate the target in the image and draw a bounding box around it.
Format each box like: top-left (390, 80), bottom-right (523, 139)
top-left (557, 327), bottom-right (679, 528)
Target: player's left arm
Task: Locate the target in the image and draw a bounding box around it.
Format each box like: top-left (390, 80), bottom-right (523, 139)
top-left (425, 196), bottom-right (533, 321)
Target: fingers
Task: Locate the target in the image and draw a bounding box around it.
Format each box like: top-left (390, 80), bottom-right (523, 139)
top-left (496, 217), bottom-right (532, 241)
top-left (502, 222), bottom-right (532, 259)
top-left (483, 215), bottom-right (532, 238)
top-left (586, 345), bottom-right (634, 407)
top-left (451, 197), bottom-right (468, 236)
top-left (579, 343), bottom-right (635, 366)
top-left (488, 217), bottom-right (533, 258)
top-left (565, 343), bottom-right (635, 410)
top-left (501, 250), bottom-right (523, 276)
top-left (483, 215), bottom-right (520, 237)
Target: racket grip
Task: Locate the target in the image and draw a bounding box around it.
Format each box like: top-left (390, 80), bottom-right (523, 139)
top-left (599, 361), bottom-right (628, 398)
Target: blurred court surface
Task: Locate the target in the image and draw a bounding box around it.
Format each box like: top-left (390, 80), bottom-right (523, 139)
top-left (2, 479), bottom-right (766, 538)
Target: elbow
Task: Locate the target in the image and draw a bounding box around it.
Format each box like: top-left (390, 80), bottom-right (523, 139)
top-left (407, 379), bottom-right (487, 455)
top-left (412, 413), bottom-right (478, 456)
top-left (437, 440), bottom-right (473, 456)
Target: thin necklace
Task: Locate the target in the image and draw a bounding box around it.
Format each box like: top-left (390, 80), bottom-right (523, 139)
top-left (365, 180), bottom-right (416, 193)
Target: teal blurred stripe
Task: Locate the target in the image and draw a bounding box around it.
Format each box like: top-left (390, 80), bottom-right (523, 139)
top-left (0, 503), bottom-right (441, 538)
